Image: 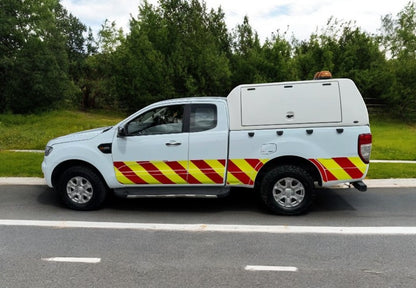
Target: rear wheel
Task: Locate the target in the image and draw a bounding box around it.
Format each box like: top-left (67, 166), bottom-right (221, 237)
top-left (260, 165), bottom-right (314, 215)
top-left (57, 166), bottom-right (108, 210)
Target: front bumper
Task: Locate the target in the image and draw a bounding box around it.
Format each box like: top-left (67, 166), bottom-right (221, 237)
top-left (41, 159), bottom-right (53, 188)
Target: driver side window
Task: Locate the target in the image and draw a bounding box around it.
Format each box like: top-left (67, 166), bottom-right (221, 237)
top-left (126, 105), bottom-right (184, 136)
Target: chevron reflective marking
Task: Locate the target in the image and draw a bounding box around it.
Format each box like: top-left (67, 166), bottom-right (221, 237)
top-left (114, 161), bottom-right (146, 184)
top-left (309, 159), bottom-right (329, 182)
top-left (188, 160), bottom-right (218, 184)
top-left (317, 158), bottom-right (352, 180)
top-left (114, 159), bottom-right (267, 185)
top-left (139, 161), bottom-right (186, 185)
top-left (332, 157), bottom-right (364, 179)
top-left (226, 159), bottom-right (268, 185)
top-left (205, 159), bottom-right (227, 179)
top-left (226, 160), bottom-right (253, 185)
top-left (311, 157), bottom-right (367, 182)
top-left (164, 161), bottom-right (189, 183)
top-left (188, 160), bottom-right (225, 184)
top-left (347, 156), bottom-right (368, 174)
top-left (153, 161), bottom-right (188, 184)
top-left (127, 161), bottom-right (162, 184)
top-left (115, 157), bottom-right (366, 185)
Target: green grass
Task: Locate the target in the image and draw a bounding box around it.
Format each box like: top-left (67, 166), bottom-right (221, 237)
top-left (0, 110), bottom-right (415, 178)
top-left (0, 151), bottom-right (44, 177)
top-left (367, 163), bottom-right (416, 179)
top-left (370, 114), bottom-right (416, 160)
top-left (0, 110), bottom-right (124, 150)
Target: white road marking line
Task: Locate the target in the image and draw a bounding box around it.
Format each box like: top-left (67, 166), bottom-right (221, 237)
top-left (371, 160), bottom-right (416, 164)
top-left (2, 219), bottom-right (416, 235)
top-left (245, 265), bottom-right (298, 272)
top-left (42, 257), bottom-right (101, 263)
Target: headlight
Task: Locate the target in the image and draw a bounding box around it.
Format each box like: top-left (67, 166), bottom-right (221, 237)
top-left (44, 146), bottom-right (53, 156)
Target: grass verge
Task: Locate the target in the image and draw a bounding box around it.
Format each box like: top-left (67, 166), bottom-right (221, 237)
top-left (367, 162), bottom-right (416, 179)
top-left (0, 151), bottom-right (43, 177)
top-left (0, 110), bottom-right (124, 150)
top-left (370, 114), bottom-right (416, 160)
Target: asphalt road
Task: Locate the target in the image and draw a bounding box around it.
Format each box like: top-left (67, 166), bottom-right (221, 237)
top-left (1, 184), bottom-right (416, 287)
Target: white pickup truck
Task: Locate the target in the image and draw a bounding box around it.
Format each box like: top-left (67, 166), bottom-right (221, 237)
top-left (42, 76), bottom-right (372, 215)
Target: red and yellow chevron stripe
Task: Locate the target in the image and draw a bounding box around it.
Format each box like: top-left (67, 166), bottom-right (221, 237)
top-left (114, 161), bottom-right (189, 185)
top-left (114, 159), bottom-right (268, 185)
top-left (310, 157), bottom-right (367, 182)
top-left (226, 159), bottom-right (268, 185)
top-left (114, 156), bottom-right (367, 186)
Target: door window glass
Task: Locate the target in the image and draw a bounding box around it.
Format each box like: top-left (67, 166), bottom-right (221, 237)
top-left (126, 105), bottom-right (184, 136)
top-left (190, 104), bottom-right (217, 132)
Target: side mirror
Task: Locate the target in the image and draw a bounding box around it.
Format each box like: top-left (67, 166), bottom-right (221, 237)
top-left (117, 126), bottom-right (127, 137)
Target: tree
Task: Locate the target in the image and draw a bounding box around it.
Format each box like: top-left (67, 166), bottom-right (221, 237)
top-left (0, 0), bottom-right (83, 113)
top-left (97, 20), bottom-right (124, 54)
top-left (292, 19), bottom-right (388, 105)
top-left (292, 34), bottom-right (335, 80)
top-left (230, 16), bottom-right (264, 85)
top-left (379, 2), bottom-right (416, 120)
top-left (158, 0), bottom-right (231, 96)
top-left (334, 24), bottom-right (388, 102)
top-left (110, 0), bottom-right (231, 112)
top-left (261, 31), bottom-right (293, 82)
top-left (55, 4), bottom-right (90, 108)
top-left (380, 2), bottom-right (416, 59)
top-left (77, 20), bottom-right (125, 110)
top-left (0, 0), bottom-right (79, 113)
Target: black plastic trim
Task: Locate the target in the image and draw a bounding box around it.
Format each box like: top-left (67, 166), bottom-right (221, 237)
top-left (97, 143), bottom-right (112, 154)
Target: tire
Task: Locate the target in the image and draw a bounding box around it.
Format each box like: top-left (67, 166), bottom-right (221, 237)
top-left (260, 165), bottom-right (314, 215)
top-left (57, 166), bottom-right (108, 211)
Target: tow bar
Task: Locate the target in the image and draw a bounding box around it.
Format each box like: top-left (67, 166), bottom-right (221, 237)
top-left (352, 181), bottom-right (367, 192)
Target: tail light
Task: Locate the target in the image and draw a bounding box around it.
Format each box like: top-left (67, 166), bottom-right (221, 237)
top-left (358, 133), bottom-right (372, 164)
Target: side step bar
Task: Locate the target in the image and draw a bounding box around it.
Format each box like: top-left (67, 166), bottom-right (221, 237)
top-left (114, 186), bottom-right (230, 199)
top-left (352, 181), bottom-right (367, 192)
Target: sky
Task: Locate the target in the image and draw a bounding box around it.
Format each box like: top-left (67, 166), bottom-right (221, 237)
top-left (61, 0), bottom-right (412, 42)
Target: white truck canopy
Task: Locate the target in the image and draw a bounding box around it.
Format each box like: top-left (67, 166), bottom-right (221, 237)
top-left (227, 78), bottom-right (369, 130)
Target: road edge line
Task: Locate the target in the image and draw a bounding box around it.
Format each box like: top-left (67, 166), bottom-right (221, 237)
top-left (3, 220), bottom-right (416, 235)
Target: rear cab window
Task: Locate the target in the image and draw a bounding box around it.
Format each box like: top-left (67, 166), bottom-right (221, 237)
top-left (190, 104), bottom-right (217, 132)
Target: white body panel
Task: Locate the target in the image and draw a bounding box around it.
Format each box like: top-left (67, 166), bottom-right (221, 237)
top-left (241, 81), bottom-right (341, 126)
top-left (227, 79), bottom-right (369, 130)
top-left (41, 127), bottom-right (119, 188)
top-left (228, 125), bottom-right (371, 187)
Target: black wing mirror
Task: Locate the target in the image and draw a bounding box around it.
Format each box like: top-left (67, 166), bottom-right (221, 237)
top-left (117, 125), bottom-right (127, 137)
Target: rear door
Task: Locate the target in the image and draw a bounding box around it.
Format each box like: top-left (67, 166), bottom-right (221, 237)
top-left (187, 102), bottom-right (229, 185)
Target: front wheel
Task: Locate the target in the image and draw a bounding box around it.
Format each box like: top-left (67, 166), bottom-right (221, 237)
top-left (57, 166), bottom-right (108, 211)
top-left (260, 165), bottom-right (315, 215)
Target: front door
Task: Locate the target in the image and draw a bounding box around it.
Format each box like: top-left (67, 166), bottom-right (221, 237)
top-left (112, 104), bottom-right (189, 185)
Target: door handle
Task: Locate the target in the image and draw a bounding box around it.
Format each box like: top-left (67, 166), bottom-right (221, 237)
top-left (165, 141), bottom-right (181, 146)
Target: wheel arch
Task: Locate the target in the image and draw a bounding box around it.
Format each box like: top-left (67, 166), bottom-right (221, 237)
top-left (51, 160), bottom-right (109, 190)
top-left (255, 156), bottom-right (322, 189)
